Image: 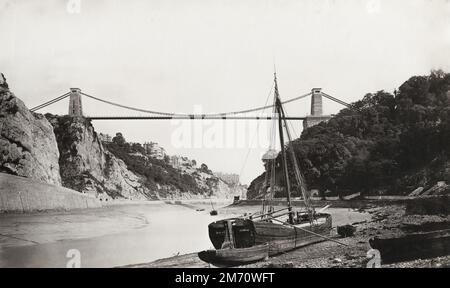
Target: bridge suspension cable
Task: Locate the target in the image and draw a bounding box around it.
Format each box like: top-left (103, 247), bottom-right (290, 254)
top-left (29, 88), bottom-right (351, 117)
top-left (80, 91), bottom-right (312, 118)
top-left (321, 92), bottom-right (350, 108)
top-left (30, 92), bottom-right (71, 112)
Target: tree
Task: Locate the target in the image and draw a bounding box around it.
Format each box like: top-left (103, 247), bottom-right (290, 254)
top-left (200, 163), bottom-right (211, 173)
top-left (247, 71), bottom-right (450, 199)
top-left (112, 132), bottom-right (126, 146)
top-left (0, 73), bottom-right (8, 89)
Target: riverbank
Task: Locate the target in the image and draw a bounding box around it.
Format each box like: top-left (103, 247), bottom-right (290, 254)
top-left (0, 200), bottom-right (236, 267)
top-left (123, 203), bottom-right (373, 268)
top-left (2, 196), bottom-right (448, 267)
top-left (124, 199), bottom-right (450, 268)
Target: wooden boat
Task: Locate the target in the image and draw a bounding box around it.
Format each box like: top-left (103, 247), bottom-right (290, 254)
top-left (253, 213), bottom-right (332, 255)
top-left (369, 229), bottom-right (450, 264)
top-left (207, 213), bottom-right (331, 256)
top-left (198, 243), bottom-right (269, 267)
top-left (198, 73), bottom-right (333, 266)
top-left (198, 219), bottom-right (269, 266)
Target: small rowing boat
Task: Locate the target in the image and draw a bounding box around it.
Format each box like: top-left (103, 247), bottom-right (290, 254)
top-left (198, 244), bottom-right (269, 267)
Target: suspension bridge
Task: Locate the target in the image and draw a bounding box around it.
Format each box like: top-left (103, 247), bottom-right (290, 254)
top-left (29, 85), bottom-right (350, 129)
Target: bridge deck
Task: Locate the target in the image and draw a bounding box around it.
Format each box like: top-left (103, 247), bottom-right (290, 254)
top-left (86, 116), bottom-right (307, 120)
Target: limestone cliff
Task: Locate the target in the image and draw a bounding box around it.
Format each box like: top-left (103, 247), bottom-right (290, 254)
top-left (46, 116), bottom-right (238, 200)
top-left (103, 139), bottom-right (240, 199)
top-left (0, 81), bottom-right (61, 185)
top-left (169, 160), bottom-right (234, 199)
top-left (46, 115), bottom-right (155, 201)
top-left (0, 73), bottom-right (239, 201)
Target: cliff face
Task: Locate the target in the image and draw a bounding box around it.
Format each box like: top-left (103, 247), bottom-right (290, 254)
top-left (0, 74), bottom-right (238, 201)
top-left (46, 115), bottom-right (154, 201)
top-left (104, 140), bottom-right (240, 199)
top-left (246, 173), bottom-right (265, 200)
top-left (0, 84), bottom-right (61, 185)
top-left (46, 115), bottom-right (237, 200)
top-left (171, 160), bottom-right (235, 199)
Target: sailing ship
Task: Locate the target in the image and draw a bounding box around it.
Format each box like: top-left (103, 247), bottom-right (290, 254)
top-left (198, 74), bottom-right (333, 266)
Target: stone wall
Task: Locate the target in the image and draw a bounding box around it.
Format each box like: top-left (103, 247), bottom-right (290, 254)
top-left (0, 173), bottom-right (101, 213)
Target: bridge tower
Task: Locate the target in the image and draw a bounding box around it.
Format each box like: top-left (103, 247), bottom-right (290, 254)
top-left (68, 88), bottom-right (83, 116)
top-left (303, 88), bottom-right (331, 129)
top-left (310, 88), bottom-right (323, 116)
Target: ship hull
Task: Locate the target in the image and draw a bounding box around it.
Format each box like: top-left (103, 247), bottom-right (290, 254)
top-left (205, 213), bottom-right (332, 261)
top-left (253, 213), bottom-right (332, 255)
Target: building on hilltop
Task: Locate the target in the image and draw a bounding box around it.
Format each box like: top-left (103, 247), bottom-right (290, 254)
top-left (170, 155), bottom-right (181, 168)
top-left (215, 172), bottom-right (240, 186)
top-left (169, 155), bottom-right (197, 169)
top-left (144, 142), bottom-right (166, 160)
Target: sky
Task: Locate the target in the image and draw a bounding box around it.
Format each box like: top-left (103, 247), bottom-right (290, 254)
top-left (1, 0), bottom-right (450, 184)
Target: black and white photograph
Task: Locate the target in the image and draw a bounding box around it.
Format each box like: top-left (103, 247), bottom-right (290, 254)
top-left (1, 0), bottom-right (450, 275)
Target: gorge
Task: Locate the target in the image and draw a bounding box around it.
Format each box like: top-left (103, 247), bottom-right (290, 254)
top-left (0, 76), bottom-right (242, 212)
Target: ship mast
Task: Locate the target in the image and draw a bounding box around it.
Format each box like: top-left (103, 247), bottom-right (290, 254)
top-left (273, 73), bottom-right (315, 223)
top-left (274, 73), bottom-right (294, 224)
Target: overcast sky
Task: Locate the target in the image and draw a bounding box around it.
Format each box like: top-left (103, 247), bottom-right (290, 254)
top-left (1, 0), bottom-right (449, 184)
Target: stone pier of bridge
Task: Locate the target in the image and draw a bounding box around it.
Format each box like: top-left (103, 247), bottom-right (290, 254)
top-left (68, 88), bottom-right (83, 117)
top-left (302, 88), bottom-right (332, 129)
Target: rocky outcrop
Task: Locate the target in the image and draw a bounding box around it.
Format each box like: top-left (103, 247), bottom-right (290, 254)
top-left (246, 173), bottom-right (265, 200)
top-left (46, 115), bottom-right (154, 201)
top-left (0, 73), bottom-right (238, 201)
top-left (0, 79), bottom-right (61, 185)
top-left (164, 156), bottom-right (241, 198)
top-left (46, 115), bottom-right (238, 201)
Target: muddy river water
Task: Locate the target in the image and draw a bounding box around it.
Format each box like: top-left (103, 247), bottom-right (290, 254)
top-left (0, 202), bottom-right (371, 267)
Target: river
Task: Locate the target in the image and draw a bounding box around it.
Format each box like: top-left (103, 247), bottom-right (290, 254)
top-left (0, 202), bottom-right (370, 268)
